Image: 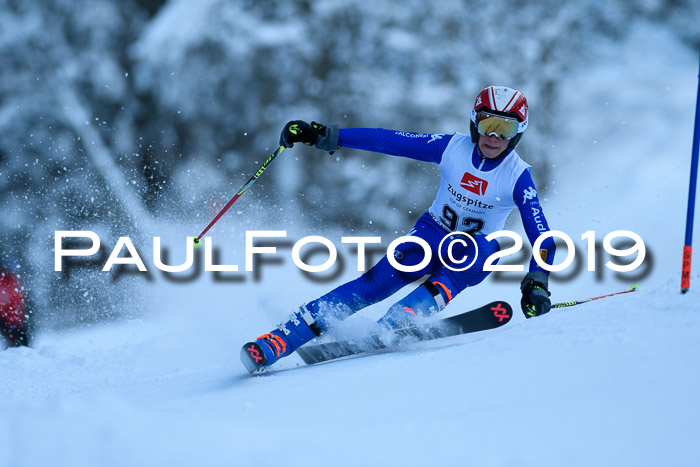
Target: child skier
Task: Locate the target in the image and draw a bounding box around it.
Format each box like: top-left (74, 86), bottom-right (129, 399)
top-left (241, 85), bottom-right (556, 372)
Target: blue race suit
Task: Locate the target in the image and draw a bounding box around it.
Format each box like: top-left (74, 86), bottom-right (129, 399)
top-left (304, 128), bottom-right (556, 329)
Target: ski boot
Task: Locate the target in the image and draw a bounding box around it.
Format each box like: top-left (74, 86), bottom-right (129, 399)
top-left (377, 280), bottom-right (449, 328)
top-left (241, 305), bottom-right (322, 373)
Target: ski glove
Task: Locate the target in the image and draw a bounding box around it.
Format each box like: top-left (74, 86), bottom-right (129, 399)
top-left (279, 120), bottom-right (339, 154)
top-left (520, 270), bottom-right (551, 318)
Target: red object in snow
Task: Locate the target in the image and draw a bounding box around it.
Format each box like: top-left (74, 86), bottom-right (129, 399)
top-left (0, 268), bottom-right (27, 329)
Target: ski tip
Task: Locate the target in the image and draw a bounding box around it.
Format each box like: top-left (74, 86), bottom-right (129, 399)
top-left (630, 284), bottom-right (638, 291)
top-left (487, 301), bottom-right (513, 324)
top-left (240, 341), bottom-right (267, 374)
top-left (193, 237), bottom-right (201, 248)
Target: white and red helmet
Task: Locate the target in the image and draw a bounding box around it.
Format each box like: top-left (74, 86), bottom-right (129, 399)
top-left (470, 85), bottom-right (529, 151)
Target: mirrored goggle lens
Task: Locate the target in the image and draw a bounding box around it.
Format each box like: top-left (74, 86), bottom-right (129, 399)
top-left (476, 113), bottom-right (519, 140)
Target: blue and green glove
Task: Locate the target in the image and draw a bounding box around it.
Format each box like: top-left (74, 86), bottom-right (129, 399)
top-left (279, 120), bottom-right (339, 153)
top-left (520, 270), bottom-right (551, 318)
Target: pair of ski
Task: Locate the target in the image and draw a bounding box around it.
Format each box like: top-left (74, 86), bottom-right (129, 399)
top-left (247, 301), bottom-right (513, 374)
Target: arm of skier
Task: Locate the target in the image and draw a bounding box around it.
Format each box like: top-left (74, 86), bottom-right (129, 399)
top-left (513, 169), bottom-right (556, 271)
top-left (279, 120), bottom-right (451, 164)
top-left (513, 169), bottom-right (556, 318)
top-left (338, 128), bottom-right (451, 164)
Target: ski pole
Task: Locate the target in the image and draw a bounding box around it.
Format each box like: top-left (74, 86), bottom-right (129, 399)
top-left (552, 284), bottom-right (638, 309)
top-left (193, 145), bottom-right (285, 247)
top-left (681, 52), bottom-right (700, 293)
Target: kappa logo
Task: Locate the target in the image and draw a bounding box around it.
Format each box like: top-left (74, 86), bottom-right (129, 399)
top-left (460, 172), bottom-right (488, 196)
top-left (522, 186), bottom-right (537, 204)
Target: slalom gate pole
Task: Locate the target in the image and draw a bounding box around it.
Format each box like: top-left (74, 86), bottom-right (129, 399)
top-left (193, 145), bottom-right (285, 247)
top-left (681, 52), bottom-right (700, 293)
top-left (552, 285), bottom-right (638, 309)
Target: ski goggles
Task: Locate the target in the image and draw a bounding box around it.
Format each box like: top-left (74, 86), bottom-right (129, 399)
top-left (475, 111), bottom-right (520, 140)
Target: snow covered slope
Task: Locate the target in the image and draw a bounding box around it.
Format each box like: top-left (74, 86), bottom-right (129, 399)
top-left (1, 283), bottom-right (698, 466)
top-left (2, 16), bottom-right (700, 467)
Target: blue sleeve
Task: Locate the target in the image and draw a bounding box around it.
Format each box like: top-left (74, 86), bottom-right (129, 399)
top-left (338, 128), bottom-right (452, 164)
top-left (513, 169), bottom-right (557, 274)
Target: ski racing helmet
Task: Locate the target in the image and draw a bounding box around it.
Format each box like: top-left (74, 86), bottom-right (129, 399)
top-left (470, 85), bottom-right (529, 152)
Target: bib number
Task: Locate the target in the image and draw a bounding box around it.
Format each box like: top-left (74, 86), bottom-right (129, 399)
top-left (440, 205), bottom-right (484, 235)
